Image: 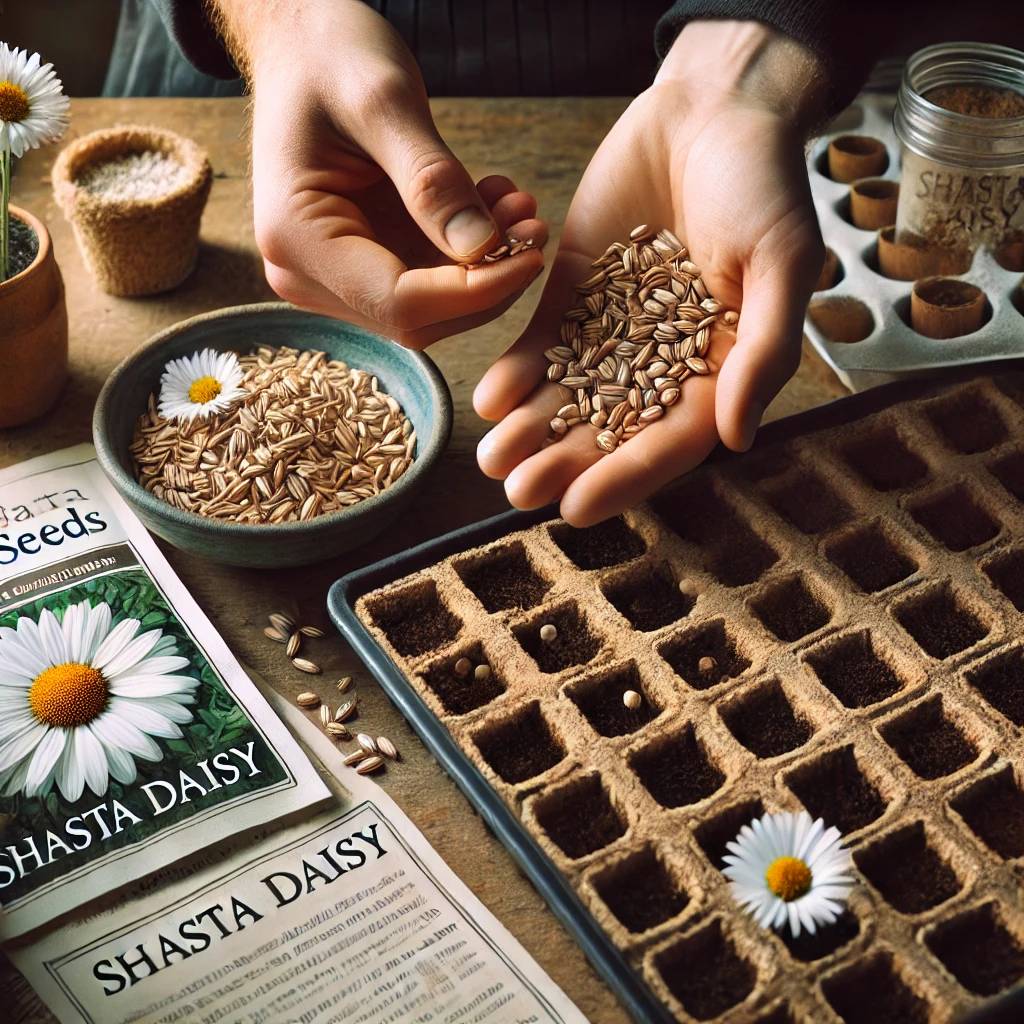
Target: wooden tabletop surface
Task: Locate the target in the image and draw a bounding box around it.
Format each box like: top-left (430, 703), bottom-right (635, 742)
top-left (5, 96), bottom-right (847, 1024)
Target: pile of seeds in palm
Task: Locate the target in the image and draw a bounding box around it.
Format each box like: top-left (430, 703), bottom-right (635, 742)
top-left (545, 225), bottom-right (738, 452)
top-left (130, 346), bottom-right (416, 524)
top-left (473, 235), bottom-right (536, 265)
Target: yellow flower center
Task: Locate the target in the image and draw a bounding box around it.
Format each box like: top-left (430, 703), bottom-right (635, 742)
top-left (765, 856), bottom-right (812, 902)
top-left (29, 663), bottom-right (108, 728)
top-left (188, 376), bottom-right (222, 404)
top-left (0, 81), bottom-right (29, 123)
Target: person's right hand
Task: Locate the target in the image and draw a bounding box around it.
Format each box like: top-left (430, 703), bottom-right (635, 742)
top-left (213, 0), bottom-right (547, 349)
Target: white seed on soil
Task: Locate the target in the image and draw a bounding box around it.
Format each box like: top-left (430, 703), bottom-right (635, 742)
top-left (357, 733), bottom-right (378, 755)
top-left (325, 722), bottom-right (351, 739)
top-left (356, 756), bottom-right (385, 774)
top-left (286, 632), bottom-right (302, 658)
top-left (698, 656), bottom-right (718, 674)
top-left (474, 664), bottom-right (492, 681)
top-left (269, 612), bottom-right (295, 635)
top-left (539, 624), bottom-right (558, 643)
top-left (377, 737), bottom-right (399, 760)
top-left (319, 705), bottom-right (332, 727)
top-left (455, 657), bottom-right (473, 677)
top-left (678, 578), bottom-right (699, 598)
top-left (335, 697), bottom-right (357, 722)
top-left (299, 625), bottom-right (325, 638)
top-left (264, 626), bottom-right (288, 643)
top-left (622, 689), bottom-right (642, 710)
top-left (292, 657), bottom-right (321, 674)
top-left (344, 749), bottom-right (368, 766)
top-left (296, 692), bottom-right (320, 709)
top-left (336, 676), bottom-right (353, 693)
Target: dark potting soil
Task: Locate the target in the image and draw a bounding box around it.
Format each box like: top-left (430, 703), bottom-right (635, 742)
top-left (841, 425), bottom-right (929, 492)
top-left (880, 700), bottom-right (977, 778)
top-left (422, 647), bottom-right (505, 716)
top-left (927, 903), bottom-right (1024, 996)
top-left (372, 583), bottom-right (462, 657)
top-left (762, 472), bottom-right (853, 535)
top-left (568, 663), bottom-right (657, 737)
top-left (854, 822), bottom-right (961, 914)
top-left (7, 217), bottom-right (38, 278)
top-left (656, 922), bottom-right (756, 1021)
top-left (549, 516), bottom-right (645, 570)
top-left (895, 586), bottom-right (988, 658)
top-left (693, 798), bottom-right (764, 869)
top-left (720, 681), bottom-right (813, 758)
top-left (781, 909), bottom-right (860, 962)
top-left (983, 547), bottom-right (1024, 611)
top-left (631, 725), bottom-right (725, 808)
top-left (750, 575), bottom-right (831, 642)
top-left (514, 604), bottom-right (600, 674)
top-left (474, 703), bottom-right (564, 784)
top-left (602, 562), bottom-right (693, 631)
top-left (910, 486), bottom-right (999, 551)
top-left (825, 523), bottom-right (917, 593)
top-left (595, 850), bottom-right (689, 933)
top-left (804, 631), bottom-right (904, 707)
top-left (967, 649), bottom-right (1024, 726)
top-left (951, 767), bottom-right (1024, 859)
top-left (823, 953), bottom-right (930, 1024)
top-left (659, 619), bottom-right (751, 689)
top-left (456, 542), bottom-right (551, 613)
top-left (786, 746), bottom-right (885, 835)
top-left (535, 775), bottom-right (624, 859)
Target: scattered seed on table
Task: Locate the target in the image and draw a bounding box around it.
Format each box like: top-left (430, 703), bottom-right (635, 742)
top-left (357, 733), bottom-right (378, 755)
top-left (698, 656), bottom-right (717, 674)
top-left (336, 676), bottom-right (353, 694)
top-left (335, 697), bottom-right (357, 722)
top-left (264, 626), bottom-right (288, 643)
top-left (296, 692), bottom-right (320, 709)
top-left (540, 624), bottom-right (558, 643)
top-left (455, 657), bottom-right (473, 677)
top-left (356, 756), bottom-right (385, 775)
top-left (319, 705), bottom-right (332, 727)
top-left (300, 625), bottom-right (325, 638)
top-left (678, 578), bottom-right (699, 598)
top-left (622, 689), bottom-right (642, 710)
top-left (269, 612), bottom-right (295, 635)
top-left (344, 749), bottom-right (368, 766)
top-left (286, 632), bottom-right (302, 658)
top-left (326, 722), bottom-right (351, 740)
top-left (377, 737), bottom-right (399, 760)
top-left (474, 664), bottom-right (492, 681)
top-left (292, 657), bottom-right (321, 674)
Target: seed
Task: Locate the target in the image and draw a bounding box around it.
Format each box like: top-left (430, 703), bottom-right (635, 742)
top-left (264, 626), bottom-right (288, 643)
top-left (325, 722), bottom-right (351, 739)
top-left (678, 578), bottom-right (699, 598)
top-left (292, 657), bottom-right (321, 674)
top-left (299, 625), bottom-right (325, 638)
top-left (622, 689), bottom-right (642, 710)
top-left (698, 656), bottom-right (718, 674)
top-left (286, 632), bottom-right (302, 658)
top-left (377, 737), bottom-right (399, 760)
top-left (357, 733), bottom-right (378, 754)
top-left (550, 416), bottom-right (568, 436)
top-left (455, 657), bottom-right (473, 677)
top-left (356, 756), bottom-right (384, 774)
top-left (335, 697), bottom-right (357, 722)
top-left (596, 430), bottom-right (618, 453)
top-left (474, 664), bottom-right (492, 681)
top-left (319, 705), bottom-right (332, 727)
top-left (344, 749), bottom-right (368, 766)
top-left (540, 623), bottom-right (558, 643)
top-left (269, 612), bottom-right (295, 634)
top-left (336, 676), bottom-right (352, 693)
top-left (296, 692), bottom-right (320, 708)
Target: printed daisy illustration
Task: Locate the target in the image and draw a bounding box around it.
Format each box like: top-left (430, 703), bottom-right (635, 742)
top-left (0, 42), bottom-right (70, 159)
top-left (0, 599), bottom-right (199, 802)
top-left (158, 348), bottom-right (247, 423)
top-left (723, 810), bottom-right (854, 936)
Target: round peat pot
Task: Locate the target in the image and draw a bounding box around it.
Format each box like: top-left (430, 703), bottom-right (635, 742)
top-left (93, 303), bottom-right (453, 567)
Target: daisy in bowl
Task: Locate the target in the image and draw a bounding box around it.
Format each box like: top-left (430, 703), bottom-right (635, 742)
top-left (723, 810), bottom-right (854, 937)
top-left (0, 598), bottom-right (200, 803)
top-left (158, 348), bottom-right (247, 423)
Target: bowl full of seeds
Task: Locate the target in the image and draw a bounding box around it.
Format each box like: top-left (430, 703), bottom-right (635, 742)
top-left (93, 302), bottom-right (452, 567)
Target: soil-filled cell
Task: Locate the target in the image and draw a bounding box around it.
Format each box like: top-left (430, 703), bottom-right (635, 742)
top-left (879, 698), bottom-right (977, 778)
top-left (369, 579), bottom-right (462, 657)
top-left (988, 450), bottom-right (1024, 503)
top-left (951, 766), bottom-right (1024, 859)
top-left (822, 952), bottom-right (931, 1024)
top-left (983, 547), bottom-right (1024, 611)
top-left (630, 725), bottom-right (726, 809)
top-left (785, 746), bottom-right (886, 835)
top-left (513, 603), bottom-right (601, 674)
top-left (566, 662), bottom-right (659, 737)
top-left (601, 561), bottom-right (693, 631)
top-left (824, 523), bottom-right (918, 593)
top-left (966, 648), bottom-right (1024, 726)
top-left (804, 630), bottom-right (905, 708)
top-left (421, 643), bottom-right (506, 716)
top-left (534, 773), bottom-right (625, 860)
top-left (474, 702), bottom-right (565, 785)
top-left (694, 798), bottom-right (764, 869)
top-left (909, 485), bottom-right (999, 552)
top-left (658, 619), bottom-right (751, 690)
top-left (549, 516), bottom-right (645, 570)
top-left (762, 471), bottom-right (854, 535)
top-left (719, 679), bottom-right (814, 759)
top-left (782, 910), bottom-right (860, 962)
top-left (894, 585), bottom-right (989, 659)
top-left (592, 847), bottom-right (690, 933)
top-left (927, 903), bottom-right (1024, 997)
top-left (454, 541), bottom-right (551, 613)
top-left (653, 485), bottom-right (779, 587)
top-left (753, 1008), bottom-right (796, 1024)
top-left (854, 821), bottom-right (961, 914)
top-left (841, 425), bottom-right (929, 492)
top-left (750, 575), bottom-right (832, 643)
top-left (926, 390), bottom-right (1008, 454)
top-left (655, 920), bottom-right (756, 1021)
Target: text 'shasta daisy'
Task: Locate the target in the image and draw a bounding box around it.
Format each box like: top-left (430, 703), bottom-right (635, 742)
top-left (159, 348), bottom-right (247, 422)
top-left (0, 599), bottom-right (199, 803)
top-left (723, 811), bottom-right (854, 937)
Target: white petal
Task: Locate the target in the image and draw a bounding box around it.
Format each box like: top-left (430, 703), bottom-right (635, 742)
top-left (105, 697), bottom-right (183, 739)
top-left (74, 726), bottom-right (110, 797)
top-left (55, 732), bottom-right (85, 802)
top-left (0, 720), bottom-right (47, 772)
top-left (92, 702), bottom-right (164, 758)
top-left (24, 727), bottom-right (66, 795)
top-left (100, 628), bottom-right (163, 677)
top-left (91, 618), bottom-right (141, 670)
top-left (91, 725), bottom-right (139, 784)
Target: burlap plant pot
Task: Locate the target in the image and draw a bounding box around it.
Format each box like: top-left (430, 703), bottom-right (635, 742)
top-left (52, 125), bottom-right (212, 297)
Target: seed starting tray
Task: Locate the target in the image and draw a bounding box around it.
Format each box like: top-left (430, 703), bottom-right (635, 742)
top-left (329, 364), bottom-right (1024, 1024)
top-left (805, 93), bottom-right (1024, 392)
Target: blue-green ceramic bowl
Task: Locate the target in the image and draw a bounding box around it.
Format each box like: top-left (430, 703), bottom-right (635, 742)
top-left (93, 303), bottom-right (452, 568)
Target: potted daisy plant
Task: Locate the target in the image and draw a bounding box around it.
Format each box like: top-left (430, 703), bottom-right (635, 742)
top-left (0, 42), bottom-right (70, 428)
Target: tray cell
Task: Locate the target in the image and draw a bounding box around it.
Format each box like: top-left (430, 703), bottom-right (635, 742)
top-left (877, 696), bottom-right (979, 779)
top-left (781, 909), bottom-right (860, 963)
top-left (420, 642), bottom-right (507, 716)
top-left (840, 424), bottom-right (929, 492)
top-left (453, 540), bottom-right (551, 613)
top-left (657, 618), bottom-right (753, 690)
top-left (590, 845), bottom-right (691, 934)
top-left (964, 647), bottom-right (1024, 727)
top-left (600, 560), bottom-right (694, 632)
top-left (986, 448), bottom-right (1024, 503)
top-left (824, 520), bottom-right (918, 593)
top-left (629, 724), bottom-right (726, 809)
top-left (748, 573), bottom-right (832, 643)
top-left (925, 902), bottom-right (1024, 997)
top-left (366, 578), bottom-right (462, 657)
top-left (803, 629), bottom-right (907, 708)
top-left (821, 950), bottom-right (932, 1024)
top-left (807, 295), bottom-right (875, 345)
top-left (760, 469), bottom-right (854, 535)
top-left (472, 701), bottom-right (565, 785)
top-left (950, 765), bottom-right (1024, 859)
top-left (751, 1006), bottom-right (796, 1024)
top-left (892, 582), bottom-right (990, 660)
top-left (980, 546), bottom-right (1024, 610)
top-left (908, 484), bottom-right (1000, 552)
top-left (693, 796), bottom-right (764, 870)
top-left (564, 661), bottom-right (661, 738)
top-left (549, 516), bottom-right (645, 570)
top-left (512, 600), bottom-right (602, 674)
top-left (533, 772), bottom-right (626, 860)
top-left (924, 388), bottom-right (1009, 454)
top-left (784, 745), bottom-right (888, 836)
top-left (718, 678), bottom-right (815, 759)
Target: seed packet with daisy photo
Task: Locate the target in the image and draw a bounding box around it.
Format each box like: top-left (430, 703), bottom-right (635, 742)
top-left (0, 444), bottom-right (330, 939)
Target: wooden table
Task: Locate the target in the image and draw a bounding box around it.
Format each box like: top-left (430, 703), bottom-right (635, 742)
top-left (5, 97), bottom-right (847, 1024)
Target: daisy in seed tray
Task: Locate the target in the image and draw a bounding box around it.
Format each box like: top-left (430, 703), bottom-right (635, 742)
top-left (158, 348), bottom-right (247, 422)
top-left (723, 810), bottom-right (854, 937)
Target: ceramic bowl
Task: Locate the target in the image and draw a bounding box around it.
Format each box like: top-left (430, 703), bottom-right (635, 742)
top-left (93, 303), bottom-right (453, 568)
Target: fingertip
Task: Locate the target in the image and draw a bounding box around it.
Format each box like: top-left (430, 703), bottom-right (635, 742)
top-left (475, 428), bottom-right (506, 477)
top-left (476, 175), bottom-right (518, 205)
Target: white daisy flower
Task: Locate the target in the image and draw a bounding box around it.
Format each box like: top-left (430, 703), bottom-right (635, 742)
top-left (158, 348), bottom-right (247, 423)
top-left (722, 810), bottom-right (854, 937)
top-left (0, 43), bottom-right (70, 158)
top-left (0, 599), bottom-right (200, 803)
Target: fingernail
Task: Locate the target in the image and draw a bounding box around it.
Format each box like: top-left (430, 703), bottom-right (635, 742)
top-left (444, 207), bottom-right (496, 258)
top-left (740, 401), bottom-right (764, 451)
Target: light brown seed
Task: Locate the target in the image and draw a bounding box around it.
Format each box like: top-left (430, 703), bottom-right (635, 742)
top-left (698, 656), bottom-right (717, 674)
top-left (377, 737), bottom-right (399, 760)
top-left (269, 612), bottom-right (295, 634)
top-left (540, 623), bottom-right (558, 643)
top-left (299, 625), bottom-right (325, 638)
top-left (455, 657), bottom-right (473, 677)
top-left (264, 626), bottom-right (288, 643)
top-left (678, 578), bottom-right (699, 598)
top-left (326, 722), bottom-right (351, 739)
top-left (596, 430), bottom-right (618, 453)
top-left (292, 657), bottom-right (321, 674)
top-left (319, 704), bottom-right (332, 727)
top-left (344, 749), bottom-right (368, 766)
top-left (622, 689), bottom-right (642, 710)
top-left (296, 692), bottom-right (320, 709)
top-left (336, 676), bottom-right (353, 693)
top-left (474, 664), bottom-right (492, 681)
top-left (357, 733), bottom-right (378, 754)
top-left (286, 632), bottom-right (302, 658)
top-left (335, 697), bottom-right (357, 722)
top-left (356, 755), bottom-right (385, 774)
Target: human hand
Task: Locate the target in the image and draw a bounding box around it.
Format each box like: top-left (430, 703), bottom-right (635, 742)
top-left (213, 0), bottom-right (547, 348)
top-left (474, 21), bottom-right (826, 524)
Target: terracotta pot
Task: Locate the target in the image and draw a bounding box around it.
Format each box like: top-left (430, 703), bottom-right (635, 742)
top-left (0, 205), bottom-right (68, 428)
top-left (51, 125), bottom-right (212, 297)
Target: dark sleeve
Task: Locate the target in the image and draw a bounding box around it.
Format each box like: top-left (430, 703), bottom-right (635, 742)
top-left (149, 0), bottom-right (240, 80)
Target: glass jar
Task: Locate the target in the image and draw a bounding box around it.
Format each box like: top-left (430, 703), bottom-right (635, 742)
top-left (893, 42), bottom-right (1024, 253)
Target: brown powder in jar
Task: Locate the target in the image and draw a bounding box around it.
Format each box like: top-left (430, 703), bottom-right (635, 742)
top-left (926, 85), bottom-right (1024, 118)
